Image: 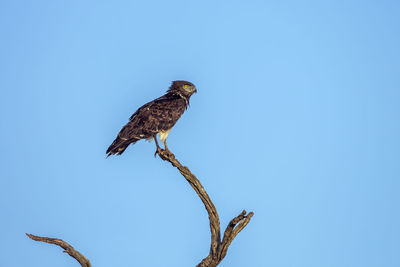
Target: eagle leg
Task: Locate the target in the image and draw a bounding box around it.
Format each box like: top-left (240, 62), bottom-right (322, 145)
top-left (162, 140), bottom-right (174, 158)
top-left (163, 140), bottom-right (170, 152)
top-left (154, 136), bottom-right (174, 158)
top-left (153, 135), bottom-right (163, 157)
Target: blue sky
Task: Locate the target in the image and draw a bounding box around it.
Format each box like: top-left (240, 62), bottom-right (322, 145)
top-left (1, 1), bottom-right (399, 266)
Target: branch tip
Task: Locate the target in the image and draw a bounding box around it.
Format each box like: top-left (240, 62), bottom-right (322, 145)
top-left (27, 233), bottom-right (91, 267)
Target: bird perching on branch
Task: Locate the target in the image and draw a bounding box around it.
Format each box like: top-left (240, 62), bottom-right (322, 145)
top-left (106, 80), bottom-right (197, 157)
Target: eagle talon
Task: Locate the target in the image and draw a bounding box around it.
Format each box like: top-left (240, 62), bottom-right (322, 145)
top-left (154, 147), bottom-right (163, 158)
top-left (154, 147), bottom-right (175, 160)
top-left (165, 149), bottom-right (173, 157)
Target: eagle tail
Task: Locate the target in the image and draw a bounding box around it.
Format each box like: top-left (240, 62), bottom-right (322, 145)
top-left (106, 137), bottom-right (139, 157)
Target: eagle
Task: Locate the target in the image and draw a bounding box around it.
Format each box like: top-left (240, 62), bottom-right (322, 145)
top-left (106, 80), bottom-right (197, 157)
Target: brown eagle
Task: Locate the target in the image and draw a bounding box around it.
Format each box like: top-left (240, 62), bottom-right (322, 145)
top-left (106, 80), bottom-right (197, 157)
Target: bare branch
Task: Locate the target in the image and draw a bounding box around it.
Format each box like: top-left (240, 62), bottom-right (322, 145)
top-left (27, 148), bottom-right (253, 267)
top-left (219, 210), bottom-right (254, 260)
top-left (156, 148), bottom-right (253, 267)
top-left (26, 233), bottom-right (91, 267)
top-left (156, 150), bottom-right (221, 257)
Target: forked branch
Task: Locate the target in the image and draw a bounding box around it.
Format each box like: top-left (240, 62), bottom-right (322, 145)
top-left (156, 148), bottom-right (254, 267)
top-left (27, 149), bottom-right (253, 267)
top-left (26, 233), bottom-right (91, 267)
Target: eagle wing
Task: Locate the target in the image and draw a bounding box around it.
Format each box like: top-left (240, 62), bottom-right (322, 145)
top-left (106, 95), bottom-right (186, 156)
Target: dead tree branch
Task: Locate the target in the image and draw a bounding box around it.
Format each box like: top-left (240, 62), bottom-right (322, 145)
top-left (26, 233), bottom-right (91, 267)
top-left (27, 149), bottom-right (253, 267)
top-left (156, 148), bottom-right (254, 267)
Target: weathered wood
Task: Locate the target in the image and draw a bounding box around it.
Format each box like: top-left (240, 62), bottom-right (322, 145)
top-left (26, 233), bottom-right (91, 267)
top-left (156, 148), bottom-right (253, 267)
top-left (27, 148), bottom-right (253, 267)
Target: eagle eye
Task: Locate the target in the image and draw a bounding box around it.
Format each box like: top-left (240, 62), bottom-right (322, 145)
top-left (184, 84), bottom-right (189, 89)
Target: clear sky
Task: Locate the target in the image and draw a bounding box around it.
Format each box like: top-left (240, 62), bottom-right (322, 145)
top-left (1, 1), bottom-right (399, 266)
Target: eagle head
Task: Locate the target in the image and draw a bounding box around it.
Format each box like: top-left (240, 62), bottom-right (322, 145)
top-left (168, 80), bottom-right (197, 98)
